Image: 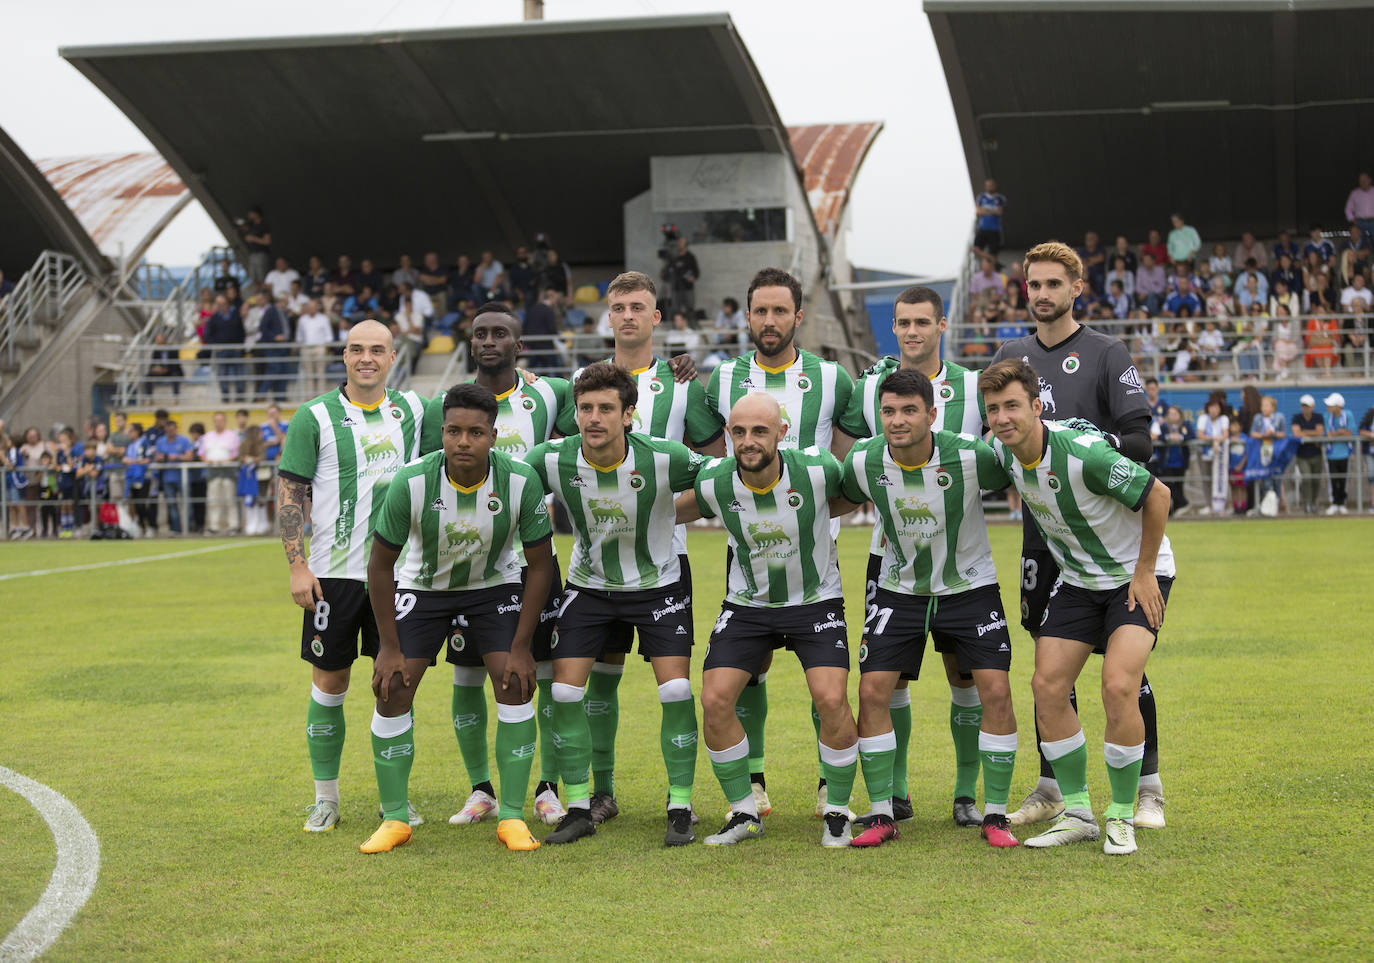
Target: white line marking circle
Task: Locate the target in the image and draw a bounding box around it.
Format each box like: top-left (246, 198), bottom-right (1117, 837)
top-left (0, 541), bottom-right (256, 582)
top-left (0, 767), bottom-right (100, 962)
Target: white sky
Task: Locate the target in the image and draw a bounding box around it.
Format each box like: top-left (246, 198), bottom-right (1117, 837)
top-left (2, 0), bottom-right (972, 276)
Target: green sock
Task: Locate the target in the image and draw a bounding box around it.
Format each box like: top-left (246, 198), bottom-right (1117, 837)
top-left (535, 676), bottom-right (559, 784)
top-left (978, 731), bottom-right (1018, 811)
top-left (858, 733), bottom-right (896, 810)
top-left (658, 680), bottom-right (697, 807)
top-left (818, 741), bottom-right (858, 809)
top-left (551, 686), bottom-right (591, 804)
top-left (889, 691), bottom-right (912, 798)
top-left (371, 712), bottom-right (414, 823)
top-left (495, 703), bottom-right (538, 820)
top-left (708, 739), bottom-right (752, 807)
top-left (1104, 742), bottom-right (1144, 820)
top-left (1044, 732), bottom-right (1091, 813)
top-left (735, 677), bottom-right (768, 775)
top-left (306, 692), bottom-right (345, 781)
top-left (586, 667), bottom-right (622, 797)
top-left (950, 688), bottom-right (983, 800)
top-left (451, 683), bottom-right (489, 786)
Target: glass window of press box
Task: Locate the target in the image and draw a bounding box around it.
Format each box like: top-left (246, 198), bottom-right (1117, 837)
top-left (674, 208), bottom-right (790, 244)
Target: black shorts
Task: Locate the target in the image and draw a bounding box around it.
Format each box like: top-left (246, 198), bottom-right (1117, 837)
top-left (973, 228), bottom-right (1002, 255)
top-left (393, 585), bottom-right (523, 664)
top-left (1039, 576), bottom-right (1175, 649)
top-left (704, 600), bottom-right (850, 675)
top-left (1019, 549), bottom-right (1059, 634)
top-left (554, 577), bottom-right (693, 662)
top-left (596, 555), bottom-right (692, 660)
top-left (300, 578), bottom-right (379, 671)
top-left (861, 584), bottom-right (1012, 679)
top-left (444, 560), bottom-right (565, 665)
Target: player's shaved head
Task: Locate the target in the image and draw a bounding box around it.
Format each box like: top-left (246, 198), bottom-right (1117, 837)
top-left (729, 391), bottom-right (782, 430)
top-left (346, 318), bottom-right (393, 348)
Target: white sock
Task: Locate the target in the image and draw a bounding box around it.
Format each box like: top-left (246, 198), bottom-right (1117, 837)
top-left (1138, 772), bottom-right (1163, 792)
top-left (314, 779), bottom-right (339, 805)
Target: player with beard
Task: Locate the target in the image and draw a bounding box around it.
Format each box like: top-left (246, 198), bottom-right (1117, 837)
top-left (419, 304), bottom-right (574, 829)
top-left (705, 268), bottom-right (853, 819)
top-left (988, 242), bottom-right (1165, 831)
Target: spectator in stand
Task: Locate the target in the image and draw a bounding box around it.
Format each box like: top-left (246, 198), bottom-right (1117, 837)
top-left (1167, 213), bottom-right (1201, 268)
top-left (223, 281), bottom-right (243, 313)
top-left (203, 294), bottom-right (246, 404)
top-left (264, 257), bottom-right (299, 300)
top-left (296, 299), bottom-right (334, 396)
top-left (1196, 395), bottom-right (1230, 515)
top-left (1226, 419), bottom-right (1249, 514)
top-left (1340, 269), bottom-right (1372, 314)
top-left (474, 250), bottom-right (507, 303)
top-left (185, 423), bottom-right (207, 534)
top-left (972, 178), bottom-right (1006, 256)
top-left (1270, 305), bottom-right (1300, 376)
top-left (1163, 276), bottom-right (1202, 317)
top-left (541, 249), bottom-right (571, 301)
top-left (1195, 321), bottom-right (1225, 371)
top-left (1359, 400), bottom-right (1374, 511)
top-left (1154, 405), bottom-right (1193, 514)
top-left (1249, 394), bottom-right (1287, 513)
top-left (357, 258), bottom-right (383, 295)
top-left (1110, 234), bottom-right (1137, 273)
top-left (1005, 261), bottom-right (1027, 300)
top-left (1271, 252), bottom-right (1302, 296)
top-left (1205, 276), bottom-right (1236, 318)
top-left (1003, 275), bottom-right (1027, 312)
top-left (287, 279), bottom-right (309, 317)
top-left (343, 284), bottom-right (379, 323)
top-left (995, 304), bottom-right (1030, 347)
top-left (1232, 313), bottom-right (1265, 376)
top-left (199, 411), bottom-right (239, 535)
top-left (969, 255), bottom-right (1007, 299)
top-left (257, 294), bottom-right (290, 402)
top-left (326, 256), bottom-right (359, 300)
top-left (573, 315), bottom-right (606, 369)
top-left (447, 253), bottom-right (475, 310)
top-left (508, 246), bottom-right (538, 309)
top-left (145, 332), bottom-right (183, 399)
top-left (1236, 267), bottom-right (1269, 311)
top-left (522, 286), bottom-right (562, 373)
top-left (1194, 259), bottom-right (1221, 298)
top-left (1141, 228), bottom-right (1169, 268)
top-left (154, 419), bottom-right (193, 534)
top-left (1291, 394), bottom-right (1325, 513)
top-left (213, 259), bottom-right (237, 293)
top-left (1338, 225), bottom-right (1371, 286)
top-left (238, 208), bottom-right (271, 283)
top-left (1164, 322), bottom-right (1195, 380)
top-left (398, 281), bottom-right (432, 327)
top-left (122, 422), bottom-right (155, 536)
top-left (665, 235), bottom-right (698, 319)
top-left (1107, 278), bottom-right (1131, 319)
top-left (418, 251), bottom-right (450, 316)
top-left (1078, 231), bottom-right (1107, 292)
top-left (260, 404), bottom-right (288, 529)
top-left (1273, 230), bottom-right (1300, 264)
top-left (1323, 392), bottom-right (1353, 515)
top-left (1303, 248), bottom-right (1331, 293)
top-left (302, 256), bottom-right (328, 299)
top-left (392, 288), bottom-right (426, 367)
top-left (236, 408), bottom-right (268, 535)
top-left (391, 253), bottom-right (419, 291)
top-left (1346, 171), bottom-right (1374, 238)
top-left (1135, 251), bottom-right (1166, 314)
top-left (665, 309), bottom-right (704, 364)
top-left (1342, 312), bottom-right (1368, 372)
top-left (1208, 243), bottom-right (1233, 279)
top-left (1305, 308), bottom-right (1340, 373)
top-left (714, 296), bottom-right (745, 349)
top-left (1306, 270), bottom-right (1338, 313)
top-left (1105, 255), bottom-right (1134, 301)
top-left (1233, 230), bottom-right (1268, 270)
top-left (1270, 278), bottom-right (1301, 318)
top-left (1304, 223), bottom-right (1335, 265)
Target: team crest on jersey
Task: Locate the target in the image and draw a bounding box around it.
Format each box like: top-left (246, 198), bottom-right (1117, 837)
top-left (1108, 460), bottom-right (1133, 491)
top-left (450, 630), bottom-right (466, 653)
top-left (494, 426), bottom-right (527, 453)
top-left (486, 493), bottom-right (503, 513)
top-left (310, 635), bottom-right (324, 657)
top-left (521, 395), bottom-right (537, 411)
top-left (1046, 473), bottom-right (1061, 493)
top-left (648, 378), bottom-right (665, 394)
top-left (875, 472), bottom-right (894, 487)
top-left (896, 496), bottom-right (938, 528)
top-left (388, 404), bottom-right (404, 419)
top-left (858, 642), bottom-right (869, 663)
top-left (796, 374), bottom-right (812, 393)
top-left (1061, 354), bottom-right (1081, 374)
top-left (937, 382), bottom-right (955, 402)
top-left (784, 489), bottom-right (803, 510)
top-left (550, 628), bottom-right (559, 650)
top-left (628, 471), bottom-right (645, 491)
top-left (727, 499), bottom-right (745, 513)
top-left (443, 520), bottom-right (483, 554)
top-left (935, 469), bottom-right (952, 489)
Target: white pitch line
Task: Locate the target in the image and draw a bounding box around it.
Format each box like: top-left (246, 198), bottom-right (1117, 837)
top-left (0, 541), bottom-right (258, 582)
top-left (0, 766), bottom-right (100, 963)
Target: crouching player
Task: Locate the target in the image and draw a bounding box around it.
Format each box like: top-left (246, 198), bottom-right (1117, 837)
top-left (980, 359), bottom-right (1174, 855)
top-left (830, 370), bottom-right (1020, 848)
top-left (361, 383), bottom-right (555, 853)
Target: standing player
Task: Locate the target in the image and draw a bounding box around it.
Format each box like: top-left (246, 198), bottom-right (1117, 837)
top-left (980, 359), bottom-right (1174, 855)
top-left (705, 267), bottom-right (854, 816)
top-left (525, 362), bottom-right (706, 846)
top-left (676, 393), bottom-right (860, 847)
top-left (834, 286), bottom-right (988, 827)
top-left (360, 384), bottom-right (555, 853)
top-left (278, 319), bottom-right (427, 833)
top-left (829, 370), bottom-right (1019, 848)
top-left (419, 303), bottom-right (573, 829)
top-left (989, 241), bottom-right (1166, 831)
top-left (569, 272), bottom-right (724, 826)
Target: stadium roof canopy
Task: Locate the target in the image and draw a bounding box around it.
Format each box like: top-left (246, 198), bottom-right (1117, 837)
top-left (62, 15), bottom-right (802, 267)
top-left (925, 0), bottom-right (1374, 248)
top-left (0, 125), bottom-right (107, 277)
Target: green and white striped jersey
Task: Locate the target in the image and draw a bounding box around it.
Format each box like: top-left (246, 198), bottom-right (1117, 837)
top-left (694, 447), bottom-right (845, 607)
top-left (373, 449), bottom-right (552, 591)
top-left (991, 421), bottom-right (1176, 590)
top-left (838, 358), bottom-right (985, 439)
top-left (573, 358), bottom-right (721, 446)
top-left (419, 376), bottom-right (573, 457)
top-left (525, 432), bottom-right (705, 591)
top-left (706, 349), bottom-right (854, 452)
top-left (278, 387), bottom-right (426, 580)
top-left (841, 432), bottom-right (1004, 596)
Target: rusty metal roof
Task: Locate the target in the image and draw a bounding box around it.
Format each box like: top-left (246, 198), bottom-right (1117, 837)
top-left (0, 124), bottom-right (107, 277)
top-left (787, 123), bottom-right (883, 238)
top-left (36, 152), bottom-right (189, 269)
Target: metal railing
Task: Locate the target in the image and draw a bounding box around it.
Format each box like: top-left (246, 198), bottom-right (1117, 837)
top-left (0, 251), bottom-right (90, 367)
top-left (947, 220), bottom-right (981, 353)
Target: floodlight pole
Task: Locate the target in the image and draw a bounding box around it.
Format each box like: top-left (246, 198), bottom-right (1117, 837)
top-left (523, 0), bottom-right (544, 20)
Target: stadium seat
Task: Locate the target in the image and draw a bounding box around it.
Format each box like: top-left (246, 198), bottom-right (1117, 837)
top-left (573, 284), bottom-right (602, 304)
top-left (425, 335), bottom-right (455, 354)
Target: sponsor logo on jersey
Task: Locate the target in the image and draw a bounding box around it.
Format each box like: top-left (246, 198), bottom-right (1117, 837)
top-left (429, 496), bottom-right (445, 512)
top-left (443, 520), bottom-right (483, 554)
top-left (1062, 353), bottom-right (1081, 374)
top-left (652, 595), bottom-right (689, 622)
top-left (875, 472), bottom-right (894, 487)
top-left (1108, 460), bottom-right (1134, 490)
top-left (1037, 377), bottom-right (1057, 414)
top-left (486, 494), bottom-right (503, 513)
top-left (1119, 365), bottom-right (1144, 389)
top-left (748, 520), bottom-right (792, 549)
top-left (796, 374), bottom-right (812, 393)
top-left (569, 474), bottom-right (587, 487)
top-left (360, 430), bottom-right (399, 465)
top-left (676, 624), bottom-right (688, 635)
top-left (339, 415), bottom-right (360, 428)
top-left (631, 408), bottom-right (644, 430)
top-left (785, 488), bottom-right (803, 510)
top-left (648, 378), bottom-right (665, 394)
top-left (498, 593), bottom-right (522, 614)
top-left (727, 499), bottom-right (745, 512)
top-left (334, 498), bottom-right (354, 549)
top-left (895, 496), bottom-right (938, 528)
top-left (976, 610), bottom-right (1008, 637)
top-left (379, 743), bottom-right (414, 759)
top-left (628, 471), bottom-right (645, 491)
top-left (494, 426), bottom-right (527, 453)
top-left (588, 497), bottom-right (629, 526)
top-left (739, 377), bottom-right (755, 390)
top-left (813, 611), bottom-right (846, 633)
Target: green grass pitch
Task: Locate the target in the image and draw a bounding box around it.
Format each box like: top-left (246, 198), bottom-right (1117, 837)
top-left (0, 520), bottom-right (1371, 959)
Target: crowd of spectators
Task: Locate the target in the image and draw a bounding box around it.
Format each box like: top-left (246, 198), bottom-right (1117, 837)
top-left (962, 171), bottom-right (1374, 382)
top-left (1, 407), bottom-right (288, 540)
